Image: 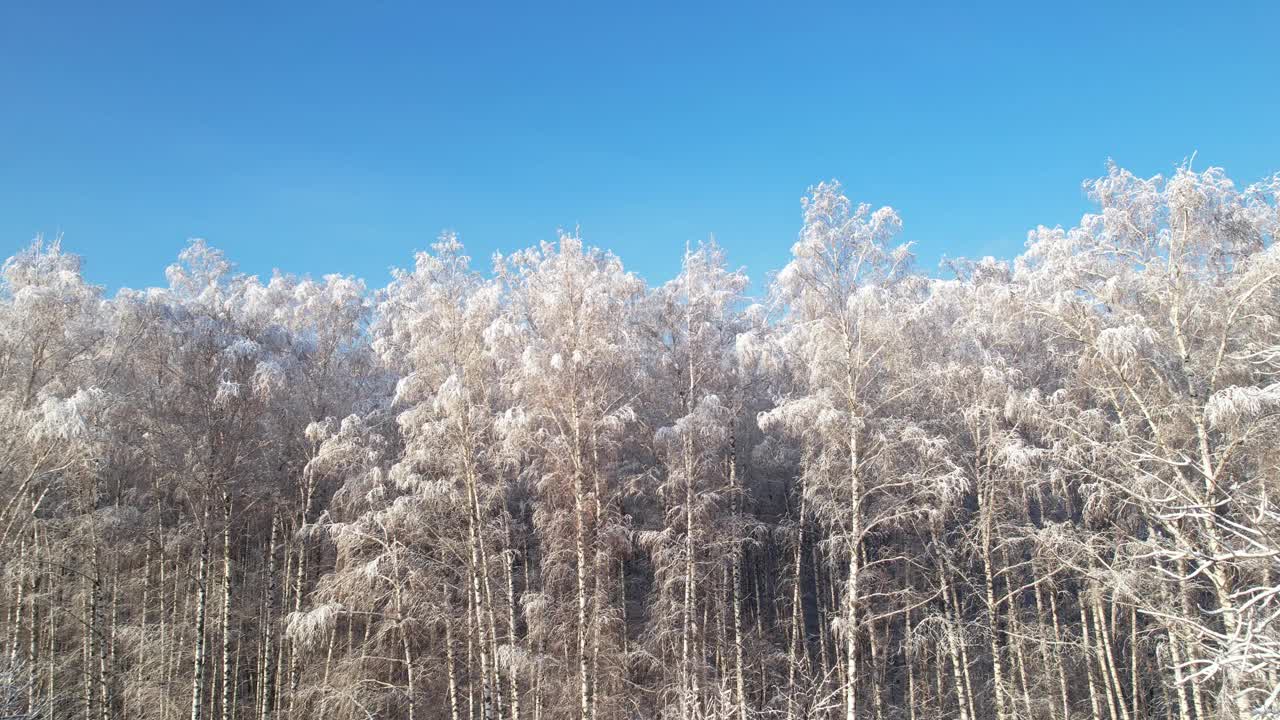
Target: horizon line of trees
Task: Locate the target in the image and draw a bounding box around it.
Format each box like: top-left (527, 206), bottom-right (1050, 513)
top-left (1, 161), bottom-right (1279, 720)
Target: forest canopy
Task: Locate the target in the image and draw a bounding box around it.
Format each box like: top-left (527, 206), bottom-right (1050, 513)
top-left (1, 162), bottom-right (1279, 720)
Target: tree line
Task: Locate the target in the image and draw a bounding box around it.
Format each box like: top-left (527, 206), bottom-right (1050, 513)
top-left (1, 162), bottom-right (1278, 720)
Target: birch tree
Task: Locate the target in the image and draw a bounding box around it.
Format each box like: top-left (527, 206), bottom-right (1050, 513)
top-left (492, 234), bottom-right (644, 720)
top-left (760, 182), bottom-right (915, 720)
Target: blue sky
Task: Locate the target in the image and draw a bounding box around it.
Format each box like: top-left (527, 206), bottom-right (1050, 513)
top-left (3, 1), bottom-right (1278, 293)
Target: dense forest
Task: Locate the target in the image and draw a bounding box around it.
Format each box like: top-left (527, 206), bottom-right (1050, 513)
top-left (1, 162), bottom-right (1278, 720)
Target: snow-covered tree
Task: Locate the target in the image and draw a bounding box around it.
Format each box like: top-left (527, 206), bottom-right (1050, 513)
top-left (491, 233), bottom-right (645, 720)
top-left (642, 241), bottom-right (751, 720)
top-left (760, 182), bottom-right (918, 720)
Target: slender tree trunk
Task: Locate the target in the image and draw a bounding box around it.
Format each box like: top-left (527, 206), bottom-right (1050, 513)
top-left (1011, 613), bottom-right (1034, 719)
top-left (287, 474), bottom-right (316, 714)
top-left (815, 543), bottom-right (830, 688)
top-left (1092, 593), bottom-right (1129, 720)
top-left (83, 571), bottom-right (93, 720)
top-left (933, 635), bottom-right (946, 716)
top-left (465, 462), bottom-right (495, 720)
top-left (862, 545), bottom-right (884, 720)
top-left (272, 543), bottom-right (291, 720)
top-left (1079, 587), bottom-right (1105, 720)
top-left (1166, 628), bottom-right (1192, 720)
top-left (1043, 582), bottom-right (1072, 720)
top-left (948, 570), bottom-right (978, 720)
top-left (26, 536), bottom-right (39, 715)
top-left (905, 603), bottom-right (917, 720)
top-left (286, 550), bottom-right (304, 710)
top-left (728, 439), bottom-right (748, 720)
top-left (507, 541), bottom-right (522, 720)
top-left (940, 559), bottom-right (970, 720)
top-left (401, 623), bottom-right (416, 720)
top-left (160, 521), bottom-right (170, 720)
top-left (1175, 559), bottom-right (1206, 720)
top-left (533, 637), bottom-right (544, 720)
top-left (10, 542), bottom-right (24, 669)
top-left (786, 488), bottom-right (806, 720)
top-left (682, 426), bottom-right (700, 720)
top-left (221, 491), bottom-right (233, 720)
top-left (231, 634), bottom-right (241, 720)
top-left (588, 453), bottom-right (605, 720)
top-left (527, 544), bottom-right (543, 720)
top-left (980, 489), bottom-right (1008, 720)
top-left (619, 556), bottom-right (628, 679)
top-left (100, 552), bottom-right (113, 720)
top-left (844, 427), bottom-right (861, 720)
top-left (1001, 549), bottom-right (1033, 720)
top-left (391, 557), bottom-right (416, 720)
top-left (574, 464), bottom-right (590, 720)
top-left (1129, 605), bottom-right (1139, 720)
top-left (191, 509), bottom-right (211, 720)
top-left (468, 589), bottom-right (476, 720)
top-left (48, 574), bottom-right (56, 719)
top-left (260, 513), bottom-right (278, 720)
top-left (446, 612), bottom-right (461, 720)
top-left (481, 539), bottom-right (504, 720)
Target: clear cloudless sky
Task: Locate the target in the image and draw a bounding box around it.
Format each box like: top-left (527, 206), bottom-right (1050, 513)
top-left (3, 1), bottom-right (1279, 293)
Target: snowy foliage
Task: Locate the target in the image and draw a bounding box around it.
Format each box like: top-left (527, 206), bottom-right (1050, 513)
top-left (3, 162), bottom-right (1280, 719)
top-left (27, 387), bottom-right (104, 442)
